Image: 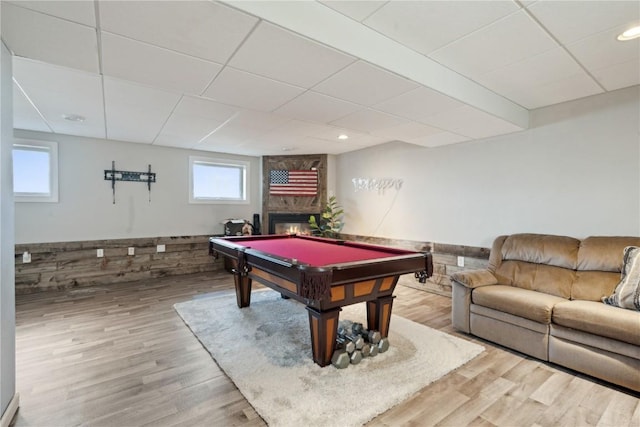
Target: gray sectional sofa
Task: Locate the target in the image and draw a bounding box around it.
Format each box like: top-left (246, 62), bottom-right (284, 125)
top-left (450, 233), bottom-right (640, 392)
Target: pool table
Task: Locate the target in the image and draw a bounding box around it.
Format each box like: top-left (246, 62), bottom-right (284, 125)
top-left (209, 234), bottom-right (433, 367)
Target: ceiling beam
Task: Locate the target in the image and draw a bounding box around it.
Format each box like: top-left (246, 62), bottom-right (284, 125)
top-left (222, 0), bottom-right (529, 130)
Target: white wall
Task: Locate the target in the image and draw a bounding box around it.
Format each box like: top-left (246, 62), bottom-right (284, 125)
top-left (1, 39), bottom-right (17, 419)
top-left (336, 86), bottom-right (640, 248)
top-left (14, 131), bottom-right (262, 244)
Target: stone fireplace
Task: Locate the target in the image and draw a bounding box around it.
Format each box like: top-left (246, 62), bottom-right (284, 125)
top-left (269, 213), bottom-right (320, 235)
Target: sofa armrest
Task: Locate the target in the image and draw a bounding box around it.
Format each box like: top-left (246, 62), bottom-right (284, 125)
top-left (450, 269), bottom-right (498, 289)
top-left (450, 270), bottom-right (497, 333)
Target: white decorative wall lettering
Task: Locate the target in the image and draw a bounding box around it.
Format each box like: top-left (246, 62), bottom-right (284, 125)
top-left (352, 177), bottom-right (403, 194)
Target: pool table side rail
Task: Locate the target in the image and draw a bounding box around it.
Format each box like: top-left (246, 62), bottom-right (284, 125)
top-left (210, 238), bottom-right (432, 301)
top-left (211, 233), bottom-right (422, 256)
top-left (210, 237), bottom-right (432, 281)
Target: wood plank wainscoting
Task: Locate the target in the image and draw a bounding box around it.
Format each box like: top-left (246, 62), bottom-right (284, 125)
top-left (14, 235), bottom-right (223, 294)
top-left (339, 233), bottom-right (490, 296)
top-left (14, 232), bottom-right (484, 296)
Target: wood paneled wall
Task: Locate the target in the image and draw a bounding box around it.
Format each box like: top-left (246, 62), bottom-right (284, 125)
top-left (15, 231), bottom-right (488, 297)
top-left (15, 235), bottom-right (223, 294)
top-left (261, 154), bottom-right (327, 234)
top-left (339, 233), bottom-right (490, 296)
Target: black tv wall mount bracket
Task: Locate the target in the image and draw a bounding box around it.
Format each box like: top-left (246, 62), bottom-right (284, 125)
top-left (104, 161), bottom-right (156, 204)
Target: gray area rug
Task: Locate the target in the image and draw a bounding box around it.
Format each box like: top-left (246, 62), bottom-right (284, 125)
top-left (174, 290), bottom-right (484, 427)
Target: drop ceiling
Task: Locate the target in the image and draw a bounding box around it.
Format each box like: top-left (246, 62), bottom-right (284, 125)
top-left (2, 1), bottom-right (638, 156)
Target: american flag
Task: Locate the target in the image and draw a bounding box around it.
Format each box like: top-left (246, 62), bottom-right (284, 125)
top-left (269, 170), bottom-right (318, 196)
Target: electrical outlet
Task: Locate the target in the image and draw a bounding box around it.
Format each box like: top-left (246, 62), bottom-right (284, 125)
top-left (22, 251), bottom-right (31, 263)
top-left (97, 249), bottom-right (104, 258)
top-left (128, 247), bottom-right (135, 256)
top-left (457, 256), bottom-right (465, 267)
top-left (157, 244), bottom-right (166, 253)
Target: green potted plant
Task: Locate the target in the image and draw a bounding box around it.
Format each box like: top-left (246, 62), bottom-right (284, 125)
top-left (309, 196), bottom-right (344, 238)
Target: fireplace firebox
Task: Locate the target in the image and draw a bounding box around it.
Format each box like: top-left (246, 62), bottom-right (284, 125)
top-left (269, 213), bottom-right (320, 235)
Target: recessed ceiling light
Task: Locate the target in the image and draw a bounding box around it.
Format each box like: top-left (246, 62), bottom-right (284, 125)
top-left (281, 147), bottom-right (296, 152)
top-left (338, 134), bottom-right (349, 140)
top-left (62, 114), bottom-right (85, 122)
top-left (617, 25), bottom-right (640, 41)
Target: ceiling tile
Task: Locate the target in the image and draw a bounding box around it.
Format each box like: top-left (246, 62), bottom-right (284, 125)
top-left (295, 122), bottom-right (387, 147)
top-left (229, 21), bottom-right (356, 88)
top-left (518, 73), bottom-right (606, 110)
top-left (567, 26), bottom-right (640, 91)
top-left (196, 125), bottom-right (259, 151)
top-left (568, 27), bottom-right (640, 69)
top-left (195, 140), bottom-right (266, 156)
top-left (421, 105), bottom-right (523, 140)
top-left (12, 58), bottom-right (105, 138)
top-left (101, 32), bottom-right (222, 96)
top-left (259, 119), bottom-right (333, 144)
top-left (476, 47), bottom-right (603, 109)
top-left (408, 131), bottom-right (470, 148)
top-left (13, 81), bottom-right (52, 132)
top-left (363, 0), bottom-right (520, 55)
top-left (430, 10), bottom-right (558, 79)
top-left (1, 2), bottom-right (99, 73)
top-left (527, 0), bottom-right (640, 45)
top-left (6, 0), bottom-right (96, 26)
top-left (588, 59), bottom-right (640, 92)
top-left (313, 60), bottom-right (418, 106)
top-left (330, 109), bottom-right (407, 133)
top-left (374, 87), bottom-right (465, 123)
top-left (255, 120), bottom-right (383, 155)
top-left (153, 96), bottom-right (239, 149)
top-left (203, 67), bottom-right (305, 112)
top-left (5, 0), bottom-right (637, 157)
top-left (228, 110), bottom-right (292, 132)
top-left (98, 0), bottom-right (257, 63)
top-left (290, 136), bottom-right (373, 155)
top-left (103, 77), bottom-right (181, 144)
top-left (197, 110), bottom-right (291, 148)
top-left (274, 91), bottom-right (362, 123)
top-left (318, 1), bottom-right (387, 22)
top-left (246, 137), bottom-right (333, 156)
top-left (371, 121), bottom-right (443, 141)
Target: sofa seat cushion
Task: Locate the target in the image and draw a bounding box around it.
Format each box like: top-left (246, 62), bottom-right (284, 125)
top-left (472, 285), bottom-right (567, 324)
top-left (553, 300), bottom-right (640, 346)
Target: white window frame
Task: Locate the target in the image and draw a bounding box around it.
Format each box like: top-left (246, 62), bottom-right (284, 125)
top-left (188, 156), bottom-right (249, 204)
top-left (13, 140), bottom-right (59, 203)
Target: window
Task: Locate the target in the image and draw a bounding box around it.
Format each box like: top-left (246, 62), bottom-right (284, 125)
top-left (189, 156), bottom-right (249, 204)
top-left (13, 140), bottom-right (58, 203)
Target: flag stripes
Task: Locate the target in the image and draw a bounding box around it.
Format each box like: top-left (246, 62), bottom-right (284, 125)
top-left (269, 170), bottom-right (318, 196)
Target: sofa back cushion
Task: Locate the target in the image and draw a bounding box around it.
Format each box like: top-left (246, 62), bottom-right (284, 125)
top-left (572, 271), bottom-right (621, 301)
top-left (493, 234), bottom-right (579, 298)
top-left (500, 234), bottom-right (580, 269)
top-left (572, 236), bottom-right (640, 301)
top-left (495, 261), bottom-right (575, 298)
top-left (491, 234), bottom-right (640, 302)
top-left (577, 236), bottom-right (640, 272)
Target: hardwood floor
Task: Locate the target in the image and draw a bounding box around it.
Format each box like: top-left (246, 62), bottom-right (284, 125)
top-left (11, 272), bottom-right (639, 427)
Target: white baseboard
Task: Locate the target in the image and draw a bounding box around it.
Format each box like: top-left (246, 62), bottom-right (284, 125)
top-left (0, 393), bottom-right (19, 427)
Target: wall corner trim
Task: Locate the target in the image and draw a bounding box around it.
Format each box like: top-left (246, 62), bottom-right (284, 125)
top-left (0, 393), bottom-right (19, 427)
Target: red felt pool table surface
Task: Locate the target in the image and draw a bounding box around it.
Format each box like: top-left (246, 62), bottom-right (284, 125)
top-left (233, 236), bottom-right (413, 266)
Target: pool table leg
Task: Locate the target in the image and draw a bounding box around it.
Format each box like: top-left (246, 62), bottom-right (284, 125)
top-left (366, 295), bottom-right (395, 337)
top-left (306, 306), bottom-right (341, 367)
top-left (233, 274), bottom-right (252, 308)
